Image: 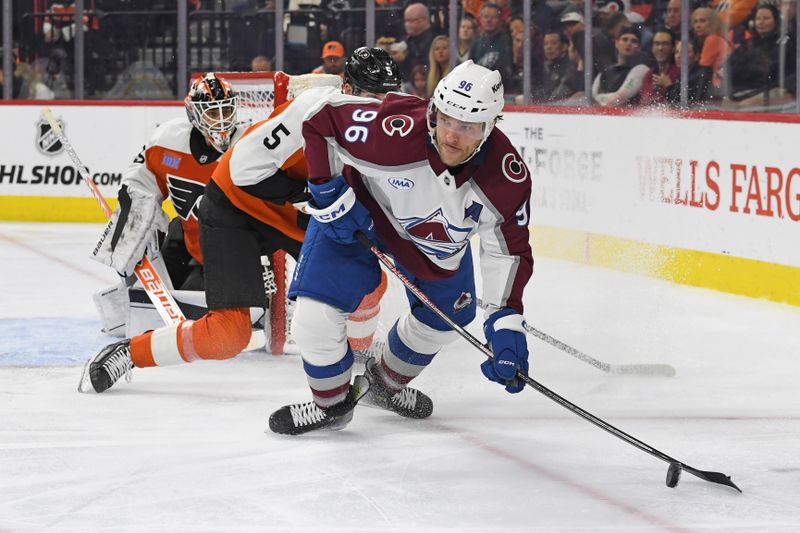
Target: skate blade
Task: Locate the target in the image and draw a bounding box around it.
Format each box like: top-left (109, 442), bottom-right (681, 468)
top-left (77, 359), bottom-right (95, 393)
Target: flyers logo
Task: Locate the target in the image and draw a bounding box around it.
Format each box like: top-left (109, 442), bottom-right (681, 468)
top-left (502, 153), bottom-right (528, 183)
top-left (167, 175), bottom-right (205, 220)
top-left (382, 115), bottom-right (414, 137)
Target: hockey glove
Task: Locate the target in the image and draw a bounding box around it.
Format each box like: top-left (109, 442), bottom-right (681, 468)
top-left (481, 308), bottom-right (529, 393)
top-left (306, 175), bottom-right (374, 245)
top-left (91, 184), bottom-right (169, 277)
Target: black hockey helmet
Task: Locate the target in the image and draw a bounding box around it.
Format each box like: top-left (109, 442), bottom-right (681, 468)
top-left (343, 47), bottom-right (402, 96)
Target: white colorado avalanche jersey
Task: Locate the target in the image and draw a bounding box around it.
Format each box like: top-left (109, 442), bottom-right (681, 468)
top-left (301, 91), bottom-right (533, 314)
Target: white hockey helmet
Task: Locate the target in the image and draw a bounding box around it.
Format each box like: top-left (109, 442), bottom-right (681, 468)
top-left (184, 73), bottom-right (239, 153)
top-left (427, 60), bottom-right (504, 157)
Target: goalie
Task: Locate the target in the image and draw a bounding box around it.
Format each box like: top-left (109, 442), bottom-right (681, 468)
top-left (91, 73), bottom-right (247, 337)
top-left (79, 48), bottom-right (403, 394)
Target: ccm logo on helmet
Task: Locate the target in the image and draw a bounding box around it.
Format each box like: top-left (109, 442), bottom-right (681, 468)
top-left (502, 153), bottom-right (529, 183)
top-left (445, 99), bottom-right (468, 110)
top-left (382, 115), bottom-right (414, 137)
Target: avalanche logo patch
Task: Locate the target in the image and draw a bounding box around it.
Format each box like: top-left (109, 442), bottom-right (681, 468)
top-left (382, 115), bottom-right (414, 137)
top-left (388, 177), bottom-right (414, 190)
top-left (167, 174), bottom-right (205, 220)
top-left (454, 292), bottom-right (473, 312)
top-left (502, 153), bottom-right (528, 183)
top-left (36, 118), bottom-right (64, 155)
top-left (398, 208), bottom-right (472, 260)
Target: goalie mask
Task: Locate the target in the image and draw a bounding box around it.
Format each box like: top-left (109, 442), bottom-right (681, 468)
top-left (427, 61), bottom-right (504, 164)
top-left (184, 73), bottom-right (238, 153)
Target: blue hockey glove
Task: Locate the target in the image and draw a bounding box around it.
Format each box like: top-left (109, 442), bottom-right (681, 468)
top-left (481, 308), bottom-right (529, 393)
top-left (306, 175), bottom-right (374, 245)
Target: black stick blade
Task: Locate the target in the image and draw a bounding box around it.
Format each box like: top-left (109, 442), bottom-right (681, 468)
top-left (683, 465), bottom-right (742, 493)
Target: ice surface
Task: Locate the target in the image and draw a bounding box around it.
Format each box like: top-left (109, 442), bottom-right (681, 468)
top-left (1, 222), bottom-right (799, 532)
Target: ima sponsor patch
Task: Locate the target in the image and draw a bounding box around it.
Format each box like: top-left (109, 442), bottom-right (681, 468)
top-left (36, 118), bottom-right (64, 155)
top-left (388, 177), bottom-right (414, 190)
top-left (501, 153), bottom-right (528, 183)
top-left (382, 115), bottom-right (414, 137)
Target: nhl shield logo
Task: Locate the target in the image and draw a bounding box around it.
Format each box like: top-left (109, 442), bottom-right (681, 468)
top-left (36, 118), bottom-right (64, 155)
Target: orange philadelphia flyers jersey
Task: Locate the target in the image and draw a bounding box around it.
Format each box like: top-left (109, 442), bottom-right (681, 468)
top-left (123, 117), bottom-right (241, 263)
top-left (212, 85), bottom-right (343, 242)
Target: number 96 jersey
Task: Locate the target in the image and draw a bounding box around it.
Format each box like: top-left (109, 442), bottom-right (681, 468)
top-left (301, 91), bottom-right (533, 314)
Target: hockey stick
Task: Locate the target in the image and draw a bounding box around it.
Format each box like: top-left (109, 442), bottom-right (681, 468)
top-left (41, 107), bottom-right (186, 326)
top-left (476, 299), bottom-right (676, 377)
top-left (356, 232), bottom-right (740, 492)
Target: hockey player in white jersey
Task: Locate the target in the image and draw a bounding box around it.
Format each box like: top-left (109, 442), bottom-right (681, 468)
top-left (269, 61), bottom-right (533, 435)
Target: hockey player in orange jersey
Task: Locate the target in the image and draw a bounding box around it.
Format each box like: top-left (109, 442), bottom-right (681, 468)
top-left (79, 49), bottom-right (402, 394)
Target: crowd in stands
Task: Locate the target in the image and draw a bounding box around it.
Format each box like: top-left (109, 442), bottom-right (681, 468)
top-left (2, 0), bottom-right (797, 111)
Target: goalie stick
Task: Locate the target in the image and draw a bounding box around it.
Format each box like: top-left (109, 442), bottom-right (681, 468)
top-left (41, 107), bottom-right (186, 326)
top-left (476, 299), bottom-right (676, 377)
top-left (356, 232), bottom-right (740, 492)
top-left (42, 108), bottom-right (267, 353)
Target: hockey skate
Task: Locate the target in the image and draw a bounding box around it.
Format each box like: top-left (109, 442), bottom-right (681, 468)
top-left (268, 375), bottom-right (370, 435)
top-left (78, 339), bottom-right (134, 393)
top-left (361, 357), bottom-right (433, 419)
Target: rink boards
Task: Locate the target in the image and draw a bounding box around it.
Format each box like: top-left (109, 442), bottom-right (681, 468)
top-left (1, 101), bottom-right (798, 305)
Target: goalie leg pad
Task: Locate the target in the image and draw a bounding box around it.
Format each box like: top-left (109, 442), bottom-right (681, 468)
top-left (92, 281), bottom-right (129, 337)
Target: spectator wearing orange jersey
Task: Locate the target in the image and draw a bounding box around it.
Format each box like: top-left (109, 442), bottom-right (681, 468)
top-left (708, 0), bottom-right (758, 31)
top-left (691, 7), bottom-right (733, 90)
